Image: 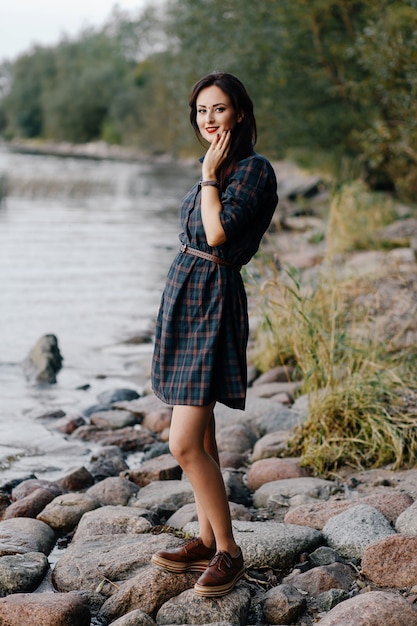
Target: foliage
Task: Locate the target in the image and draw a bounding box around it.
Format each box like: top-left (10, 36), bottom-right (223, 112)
top-left (252, 264), bottom-right (417, 476)
top-left (0, 0), bottom-right (416, 194)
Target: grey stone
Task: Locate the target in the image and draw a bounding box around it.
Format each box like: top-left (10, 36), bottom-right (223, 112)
top-left (316, 589), bottom-right (350, 612)
top-left (214, 395), bottom-right (301, 435)
top-left (52, 534), bottom-right (179, 595)
top-left (86, 476), bottom-right (139, 506)
top-left (98, 564), bottom-right (199, 622)
top-left (216, 423), bottom-right (257, 454)
top-left (97, 388), bottom-right (140, 405)
top-left (22, 334), bottom-right (63, 384)
top-left (72, 505), bottom-right (152, 541)
top-left (261, 583), bottom-right (306, 625)
top-left (0, 552), bottom-right (49, 596)
top-left (37, 492), bottom-right (99, 533)
top-left (0, 518), bottom-right (55, 556)
top-left (395, 500), bottom-right (417, 535)
top-left (109, 610), bottom-right (157, 626)
top-left (253, 477), bottom-right (339, 510)
top-left (251, 430), bottom-right (292, 461)
top-left (184, 520), bottom-right (323, 570)
top-left (131, 480), bottom-right (194, 514)
top-left (315, 590), bottom-right (417, 625)
top-left (155, 585), bottom-right (251, 626)
top-left (309, 546), bottom-right (342, 567)
top-left (323, 504), bottom-right (396, 560)
top-left (90, 409), bottom-right (139, 429)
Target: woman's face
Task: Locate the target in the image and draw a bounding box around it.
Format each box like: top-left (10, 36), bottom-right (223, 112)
top-left (196, 85), bottom-right (240, 143)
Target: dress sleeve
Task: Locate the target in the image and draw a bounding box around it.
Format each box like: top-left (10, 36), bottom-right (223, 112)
top-left (219, 156), bottom-right (276, 242)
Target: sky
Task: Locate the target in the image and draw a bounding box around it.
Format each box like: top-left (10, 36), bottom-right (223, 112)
top-left (0, 1), bottom-right (150, 63)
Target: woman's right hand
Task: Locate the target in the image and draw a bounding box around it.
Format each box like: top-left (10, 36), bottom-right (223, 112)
top-left (202, 130), bottom-right (231, 180)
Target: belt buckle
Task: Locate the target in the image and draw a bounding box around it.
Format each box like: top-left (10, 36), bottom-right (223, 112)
top-left (180, 243), bottom-right (187, 253)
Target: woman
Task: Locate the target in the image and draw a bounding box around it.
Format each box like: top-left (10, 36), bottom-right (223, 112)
top-left (151, 72), bottom-right (278, 597)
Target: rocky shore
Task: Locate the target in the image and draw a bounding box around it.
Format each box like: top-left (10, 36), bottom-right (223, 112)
top-left (1, 376), bottom-right (417, 626)
top-left (1, 158), bottom-right (417, 626)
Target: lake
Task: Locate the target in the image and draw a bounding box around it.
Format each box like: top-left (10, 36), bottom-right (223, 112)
top-left (0, 145), bottom-right (199, 482)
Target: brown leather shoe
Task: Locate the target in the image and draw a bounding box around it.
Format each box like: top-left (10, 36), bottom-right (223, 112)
top-left (194, 549), bottom-right (245, 596)
top-left (151, 537), bottom-right (216, 573)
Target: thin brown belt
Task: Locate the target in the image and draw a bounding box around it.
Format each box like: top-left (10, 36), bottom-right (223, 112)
top-left (180, 243), bottom-right (241, 271)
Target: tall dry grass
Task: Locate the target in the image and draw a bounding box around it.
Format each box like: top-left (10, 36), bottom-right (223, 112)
top-left (251, 181), bottom-right (417, 476)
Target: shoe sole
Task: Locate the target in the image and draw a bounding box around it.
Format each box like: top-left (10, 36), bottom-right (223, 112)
top-left (151, 553), bottom-right (210, 573)
top-left (193, 566), bottom-right (245, 597)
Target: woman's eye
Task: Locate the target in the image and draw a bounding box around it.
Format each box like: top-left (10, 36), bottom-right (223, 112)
top-left (197, 109), bottom-right (206, 114)
top-left (216, 107), bottom-right (225, 113)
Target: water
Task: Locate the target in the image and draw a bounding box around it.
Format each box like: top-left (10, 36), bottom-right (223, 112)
top-left (0, 145), bottom-right (199, 482)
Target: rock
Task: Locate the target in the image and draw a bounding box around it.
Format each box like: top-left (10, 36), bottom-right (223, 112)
top-left (98, 565), bottom-right (199, 622)
top-left (0, 552), bottom-right (49, 596)
top-left (219, 451), bottom-right (248, 469)
top-left (284, 490), bottom-right (414, 528)
top-left (22, 334), bottom-right (63, 384)
top-left (361, 535), bottom-right (417, 587)
top-left (155, 585), bottom-right (251, 626)
top-left (283, 562), bottom-right (356, 595)
top-left (90, 409), bottom-right (139, 429)
top-left (395, 500), bottom-right (417, 535)
top-left (55, 466), bottom-right (95, 492)
top-left (72, 425), bottom-right (155, 451)
top-left (216, 423), bottom-right (257, 454)
top-left (50, 415), bottom-right (86, 434)
top-left (11, 479), bottom-right (64, 501)
top-left (86, 477), bottom-right (139, 506)
top-left (37, 492), bottom-right (99, 533)
top-left (142, 442), bottom-right (170, 462)
top-left (72, 505), bottom-right (152, 542)
top-left (142, 408), bottom-right (172, 434)
top-left (316, 589), bottom-right (350, 612)
top-left (309, 546), bottom-right (342, 567)
top-left (131, 480), bottom-right (194, 516)
top-left (0, 518), bottom-right (55, 556)
top-left (315, 590), bottom-right (417, 625)
top-left (3, 487), bottom-right (58, 519)
top-left (88, 446), bottom-right (129, 481)
top-left (109, 609), bottom-right (157, 626)
top-left (261, 583), bottom-right (307, 625)
top-left (251, 430), bottom-right (292, 461)
top-left (322, 504), bottom-right (396, 560)
top-left (253, 365), bottom-right (296, 386)
top-left (166, 501), bottom-right (251, 530)
top-left (122, 454), bottom-right (182, 487)
top-left (97, 388), bottom-right (140, 405)
top-left (246, 457), bottom-right (307, 491)
top-left (0, 591), bottom-right (90, 626)
top-left (214, 395), bottom-right (299, 435)
top-left (253, 477), bottom-right (339, 510)
top-left (52, 534), bottom-right (180, 595)
top-left (184, 520), bottom-right (322, 570)
top-left (222, 469), bottom-right (251, 506)
top-left (250, 381), bottom-right (301, 399)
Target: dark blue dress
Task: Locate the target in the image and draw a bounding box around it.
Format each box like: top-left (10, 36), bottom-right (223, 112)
top-left (151, 152), bottom-right (278, 410)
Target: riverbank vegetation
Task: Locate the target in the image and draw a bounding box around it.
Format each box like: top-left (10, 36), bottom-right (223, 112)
top-left (0, 0), bottom-right (416, 476)
top-left (252, 181), bottom-right (417, 476)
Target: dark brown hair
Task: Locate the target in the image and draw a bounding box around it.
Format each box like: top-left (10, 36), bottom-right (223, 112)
top-left (189, 72), bottom-right (257, 189)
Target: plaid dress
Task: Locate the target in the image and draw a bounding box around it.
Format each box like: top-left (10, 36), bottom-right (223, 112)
top-left (151, 152), bottom-right (278, 410)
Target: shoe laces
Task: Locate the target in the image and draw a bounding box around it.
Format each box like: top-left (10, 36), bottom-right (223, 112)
top-left (208, 551), bottom-right (233, 570)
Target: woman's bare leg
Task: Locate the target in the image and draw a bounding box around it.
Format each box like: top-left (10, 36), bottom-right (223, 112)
top-left (170, 404), bottom-right (239, 557)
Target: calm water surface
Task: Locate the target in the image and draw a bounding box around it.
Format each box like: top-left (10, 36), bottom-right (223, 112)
top-left (0, 146), bottom-right (198, 481)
